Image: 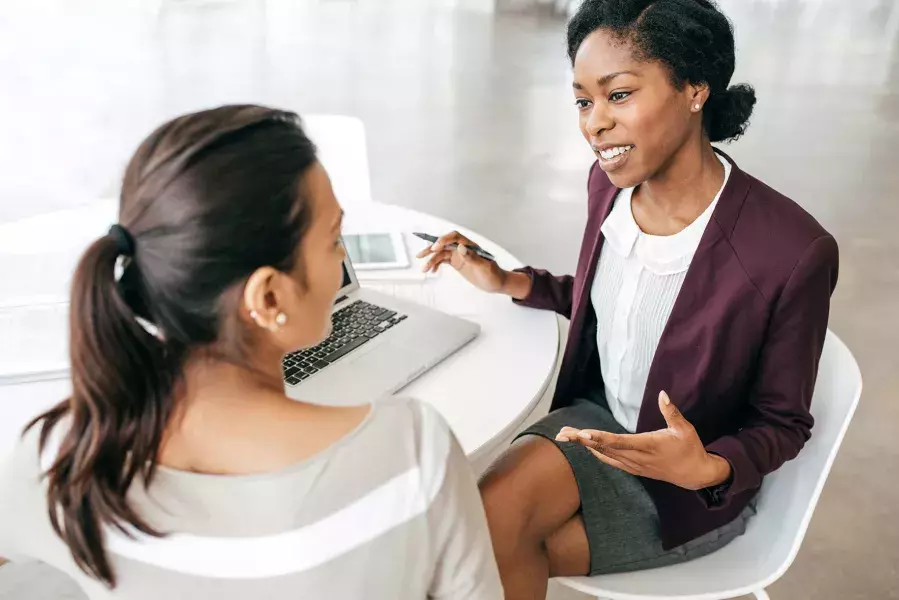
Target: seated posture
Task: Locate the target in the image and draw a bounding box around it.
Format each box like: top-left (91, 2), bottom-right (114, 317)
top-left (418, 0), bottom-right (838, 597)
top-left (0, 106), bottom-right (502, 600)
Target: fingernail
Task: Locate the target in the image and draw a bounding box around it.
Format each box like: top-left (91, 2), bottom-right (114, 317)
top-left (458, 244), bottom-right (468, 256)
top-left (577, 431), bottom-right (592, 440)
top-left (431, 242), bottom-right (440, 251)
top-left (661, 391), bottom-right (670, 406)
top-left (556, 436), bottom-right (569, 442)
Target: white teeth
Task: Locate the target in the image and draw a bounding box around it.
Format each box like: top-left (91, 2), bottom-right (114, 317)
top-left (599, 145), bottom-right (632, 160)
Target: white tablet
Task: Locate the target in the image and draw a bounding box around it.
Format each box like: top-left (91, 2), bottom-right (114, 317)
top-left (342, 233), bottom-right (410, 270)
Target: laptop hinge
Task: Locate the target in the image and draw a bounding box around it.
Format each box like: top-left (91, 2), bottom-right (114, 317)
top-left (334, 295), bottom-right (349, 306)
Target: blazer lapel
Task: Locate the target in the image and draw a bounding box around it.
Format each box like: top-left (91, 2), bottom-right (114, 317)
top-left (571, 184), bottom-right (619, 322)
top-left (635, 151), bottom-right (754, 431)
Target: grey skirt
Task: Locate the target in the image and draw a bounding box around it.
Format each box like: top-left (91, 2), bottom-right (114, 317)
top-left (517, 398), bottom-right (757, 576)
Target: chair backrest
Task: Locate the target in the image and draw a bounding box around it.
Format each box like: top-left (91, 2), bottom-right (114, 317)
top-left (557, 331), bottom-right (862, 599)
top-left (302, 115), bottom-right (374, 209)
top-left (741, 330), bottom-right (863, 585)
top-left (0, 115), bottom-right (374, 380)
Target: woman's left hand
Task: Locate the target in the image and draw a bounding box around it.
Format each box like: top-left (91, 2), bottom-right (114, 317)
top-left (556, 391), bottom-right (732, 491)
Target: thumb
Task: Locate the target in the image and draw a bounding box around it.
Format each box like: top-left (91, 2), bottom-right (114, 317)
top-left (658, 391), bottom-right (686, 430)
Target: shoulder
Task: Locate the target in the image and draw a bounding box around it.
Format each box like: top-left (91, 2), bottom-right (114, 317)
top-left (722, 169), bottom-right (838, 300)
top-left (371, 396), bottom-right (455, 459)
top-left (0, 424), bottom-right (46, 544)
top-left (375, 397), bottom-right (457, 495)
top-left (1, 424), bottom-right (45, 485)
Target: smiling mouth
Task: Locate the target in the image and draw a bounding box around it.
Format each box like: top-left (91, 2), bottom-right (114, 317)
top-left (596, 145), bottom-right (635, 161)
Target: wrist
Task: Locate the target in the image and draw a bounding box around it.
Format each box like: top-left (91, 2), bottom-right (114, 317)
top-left (700, 453), bottom-right (732, 489)
top-left (501, 270), bottom-right (532, 300)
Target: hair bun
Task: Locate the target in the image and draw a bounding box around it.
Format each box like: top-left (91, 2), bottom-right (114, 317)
top-left (705, 83), bottom-right (757, 143)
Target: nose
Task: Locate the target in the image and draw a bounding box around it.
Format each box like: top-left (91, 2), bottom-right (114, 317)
top-left (585, 102), bottom-right (614, 138)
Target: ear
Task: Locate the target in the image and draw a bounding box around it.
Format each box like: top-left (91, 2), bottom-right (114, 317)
top-left (689, 82), bottom-right (711, 112)
top-left (243, 266), bottom-right (286, 331)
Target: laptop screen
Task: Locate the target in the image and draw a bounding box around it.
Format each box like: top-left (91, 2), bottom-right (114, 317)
top-left (340, 261), bottom-right (352, 290)
top-left (334, 254), bottom-right (358, 304)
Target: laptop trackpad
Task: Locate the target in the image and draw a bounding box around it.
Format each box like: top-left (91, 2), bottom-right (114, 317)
top-left (346, 340), bottom-right (424, 381)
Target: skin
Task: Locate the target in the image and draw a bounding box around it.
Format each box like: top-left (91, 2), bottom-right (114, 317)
top-left (157, 162), bottom-right (370, 477)
top-left (418, 29), bottom-right (732, 599)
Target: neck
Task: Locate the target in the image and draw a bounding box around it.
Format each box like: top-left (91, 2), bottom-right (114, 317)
top-left (158, 353), bottom-right (294, 466)
top-left (636, 135), bottom-right (725, 222)
top-left (180, 354), bottom-right (286, 408)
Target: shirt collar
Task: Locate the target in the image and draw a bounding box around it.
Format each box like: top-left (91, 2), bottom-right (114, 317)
top-left (600, 153), bottom-right (732, 275)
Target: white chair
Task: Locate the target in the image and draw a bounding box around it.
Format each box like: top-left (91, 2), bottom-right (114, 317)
top-left (0, 114), bottom-right (374, 386)
top-left (303, 115), bottom-right (374, 209)
top-left (556, 330), bottom-right (862, 600)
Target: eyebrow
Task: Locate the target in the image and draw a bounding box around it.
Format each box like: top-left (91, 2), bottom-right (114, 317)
top-left (572, 70), bottom-right (638, 90)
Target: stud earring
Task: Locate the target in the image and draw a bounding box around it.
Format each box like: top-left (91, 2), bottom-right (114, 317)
top-left (694, 104), bottom-right (701, 110)
top-left (250, 310), bottom-right (259, 320)
top-left (275, 312), bottom-right (288, 326)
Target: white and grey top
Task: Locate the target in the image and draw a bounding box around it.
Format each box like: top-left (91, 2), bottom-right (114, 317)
top-left (591, 153), bottom-right (732, 431)
top-left (0, 397), bottom-right (503, 600)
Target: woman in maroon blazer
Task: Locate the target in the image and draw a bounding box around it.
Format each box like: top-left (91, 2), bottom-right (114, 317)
top-left (419, 0), bottom-right (838, 598)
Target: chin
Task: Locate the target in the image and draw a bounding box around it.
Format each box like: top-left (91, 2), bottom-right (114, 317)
top-left (605, 167), bottom-right (649, 190)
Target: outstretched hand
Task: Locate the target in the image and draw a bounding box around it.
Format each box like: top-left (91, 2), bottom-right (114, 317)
top-left (556, 391), bottom-right (732, 491)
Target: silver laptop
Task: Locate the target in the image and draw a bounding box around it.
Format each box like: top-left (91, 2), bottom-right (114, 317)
top-left (283, 250), bottom-right (480, 405)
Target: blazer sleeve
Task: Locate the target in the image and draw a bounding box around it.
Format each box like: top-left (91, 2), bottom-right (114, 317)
top-left (704, 234), bottom-right (839, 506)
top-left (510, 268), bottom-right (575, 319)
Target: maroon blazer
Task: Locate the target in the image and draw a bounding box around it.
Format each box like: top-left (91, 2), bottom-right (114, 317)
top-left (515, 150), bottom-right (839, 549)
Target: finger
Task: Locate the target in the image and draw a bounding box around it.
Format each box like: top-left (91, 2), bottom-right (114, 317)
top-left (416, 246), bottom-right (435, 259)
top-left (658, 390), bottom-right (687, 430)
top-left (555, 426), bottom-right (581, 443)
top-left (423, 250), bottom-right (453, 273)
top-left (585, 447), bottom-right (641, 475)
top-left (573, 430), bottom-right (649, 453)
top-left (430, 231), bottom-right (467, 254)
top-left (450, 243), bottom-right (483, 271)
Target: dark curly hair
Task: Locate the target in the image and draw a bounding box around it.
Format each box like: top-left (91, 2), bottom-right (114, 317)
top-left (568, 0), bottom-right (756, 143)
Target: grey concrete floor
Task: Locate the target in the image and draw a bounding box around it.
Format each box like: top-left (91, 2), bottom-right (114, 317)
top-left (1, 0), bottom-right (898, 598)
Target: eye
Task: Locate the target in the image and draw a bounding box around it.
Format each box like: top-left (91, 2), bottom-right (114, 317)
top-left (574, 98), bottom-right (592, 111)
top-left (609, 91), bottom-right (632, 103)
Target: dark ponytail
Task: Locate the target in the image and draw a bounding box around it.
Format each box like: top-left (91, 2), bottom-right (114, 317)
top-left (703, 83), bottom-right (756, 143)
top-left (31, 234), bottom-right (180, 584)
top-left (26, 105), bottom-right (318, 587)
top-left (568, 0), bottom-right (757, 142)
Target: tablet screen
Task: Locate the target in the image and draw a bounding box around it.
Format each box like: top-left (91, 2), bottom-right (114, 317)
top-left (342, 234), bottom-right (409, 270)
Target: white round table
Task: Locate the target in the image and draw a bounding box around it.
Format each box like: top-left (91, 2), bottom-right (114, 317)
top-left (0, 201), bottom-right (560, 465)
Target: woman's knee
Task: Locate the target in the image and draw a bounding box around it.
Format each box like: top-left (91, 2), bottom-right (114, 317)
top-left (478, 435), bottom-right (581, 542)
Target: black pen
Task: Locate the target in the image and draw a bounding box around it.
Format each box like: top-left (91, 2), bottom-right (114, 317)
top-left (413, 232), bottom-right (496, 262)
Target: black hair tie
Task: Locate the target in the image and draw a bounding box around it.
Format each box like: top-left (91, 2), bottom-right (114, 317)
top-left (108, 224), bottom-right (135, 257)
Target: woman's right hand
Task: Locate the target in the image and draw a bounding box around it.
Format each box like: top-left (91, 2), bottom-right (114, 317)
top-left (416, 231), bottom-right (509, 294)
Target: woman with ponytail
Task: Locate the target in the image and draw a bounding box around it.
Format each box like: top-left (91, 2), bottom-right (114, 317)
top-left (418, 1), bottom-right (839, 597)
top-left (0, 106), bottom-right (502, 599)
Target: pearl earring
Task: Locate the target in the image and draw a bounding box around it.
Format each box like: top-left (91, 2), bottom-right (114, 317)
top-left (694, 104), bottom-right (701, 110)
top-left (250, 310), bottom-right (259, 320)
top-left (275, 312), bottom-right (288, 326)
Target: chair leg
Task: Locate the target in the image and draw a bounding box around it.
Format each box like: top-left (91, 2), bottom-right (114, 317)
top-left (752, 589), bottom-right (770, 600)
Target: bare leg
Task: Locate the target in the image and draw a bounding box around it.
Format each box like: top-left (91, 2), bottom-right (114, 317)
top-left (479, 436), bottom-right (590, 599)
top-left (547, 514), bottom-right (591, 577)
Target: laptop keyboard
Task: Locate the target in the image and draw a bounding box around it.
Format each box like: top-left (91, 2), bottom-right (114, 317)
top-left (282, 300), bottom-right (407, 386)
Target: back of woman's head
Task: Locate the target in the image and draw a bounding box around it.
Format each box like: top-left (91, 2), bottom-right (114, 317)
top-left (568, 0), bottom-right (756, 142)
top-left (29, 105), bottom-right (318, 587)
